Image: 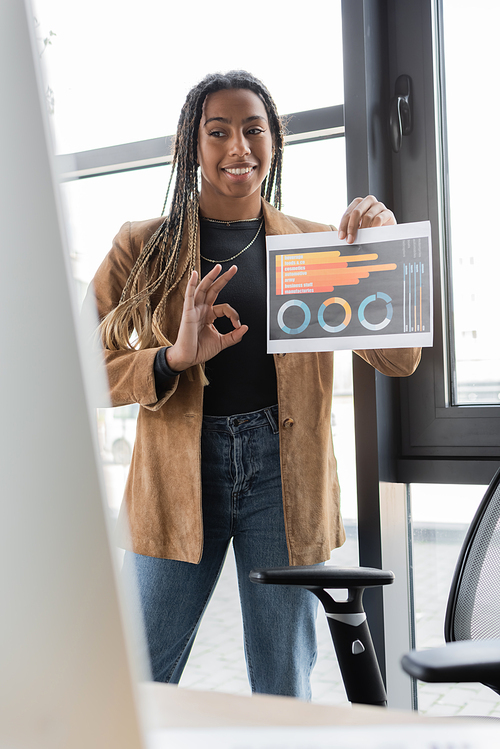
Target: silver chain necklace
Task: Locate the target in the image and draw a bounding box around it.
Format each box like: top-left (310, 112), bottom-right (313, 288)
top-left (202, 215), bottom-right (261, 226)
top-left (200, 218), bottom-right (264, 264)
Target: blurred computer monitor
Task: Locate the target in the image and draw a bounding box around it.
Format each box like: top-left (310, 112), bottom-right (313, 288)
top-left (0, 3), bottom-right (147, 747)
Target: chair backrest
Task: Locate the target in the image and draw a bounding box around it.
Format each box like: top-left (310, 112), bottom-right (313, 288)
top-left (445, 467), bottom-right (500, 643)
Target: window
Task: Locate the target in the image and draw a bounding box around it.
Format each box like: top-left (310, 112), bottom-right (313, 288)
top-left (388, 0), bottom-right (500, 476)
top-left (33, 0), bottom-right (343, 153)
top-left (441, 0), bottom-right (500, 406)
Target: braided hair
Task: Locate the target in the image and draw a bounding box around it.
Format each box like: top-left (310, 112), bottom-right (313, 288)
top-left (101, 70), bottom-right (285, 353)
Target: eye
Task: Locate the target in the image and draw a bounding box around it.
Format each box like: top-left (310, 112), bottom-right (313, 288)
top-left (208, 129), bottom-right (226, 138)
top-left (247, 127), bottom-right (265, 135)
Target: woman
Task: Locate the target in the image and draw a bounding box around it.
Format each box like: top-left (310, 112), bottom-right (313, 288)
top-left (90, 70), bottom-right (420, 699)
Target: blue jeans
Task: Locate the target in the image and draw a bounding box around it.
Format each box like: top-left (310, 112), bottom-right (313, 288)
top-left (123, 405), bottom-right (319, 699)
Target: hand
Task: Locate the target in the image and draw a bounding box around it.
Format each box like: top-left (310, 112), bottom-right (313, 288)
top-left (166, 264), bottom-right (248, 372)
top-left (338, 195), bottom-right (396, 244)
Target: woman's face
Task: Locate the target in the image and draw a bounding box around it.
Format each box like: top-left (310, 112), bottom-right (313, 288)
top-left (197, 88), bottom-right (273, 217)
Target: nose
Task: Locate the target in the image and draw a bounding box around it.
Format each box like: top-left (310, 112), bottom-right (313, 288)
top-left (228, 130), bottom-right (251, 157)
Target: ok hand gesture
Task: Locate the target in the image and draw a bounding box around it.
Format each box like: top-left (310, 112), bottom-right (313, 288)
top-left (165, 264), bottom-right (247, 372)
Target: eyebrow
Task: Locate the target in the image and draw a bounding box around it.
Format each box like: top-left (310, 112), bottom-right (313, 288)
top-left (203, 115), bottom-right (267, 126)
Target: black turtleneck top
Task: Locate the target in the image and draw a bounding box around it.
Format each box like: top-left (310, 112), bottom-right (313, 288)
top-left (154, 218), bottom-right (278, 416)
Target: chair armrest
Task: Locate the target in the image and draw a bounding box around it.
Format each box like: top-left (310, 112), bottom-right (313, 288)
top-left (249, 565), bottom-right (393, 706)
top-left (249, 565), bottom-right (394, 589)
top-left (401, 639), bottom-right (500, 688)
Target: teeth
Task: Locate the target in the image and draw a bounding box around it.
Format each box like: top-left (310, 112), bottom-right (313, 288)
top-left (225, 167), bottom-right (253, 175)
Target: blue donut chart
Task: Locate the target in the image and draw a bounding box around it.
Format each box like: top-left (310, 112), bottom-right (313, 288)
top-left (277, 299), bottom-right (311, 335)
top-left (276, 293), bottom-right (394, 336)
top-left (358, 292), bottom-right (393, 331)
top-left (318, 297), bottom-right (352, 333)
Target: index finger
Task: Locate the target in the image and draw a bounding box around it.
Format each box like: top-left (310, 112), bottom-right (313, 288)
top-left (338, 196), bottom-right (381, 241)
top-left (196, 264), bottom-right (239, 306)
top-left (337, 197), bottom-right (363, 240)
top-left (182, 269), bottom-right (199, 311)
top-left (340, 195), bottom-right (394, 243)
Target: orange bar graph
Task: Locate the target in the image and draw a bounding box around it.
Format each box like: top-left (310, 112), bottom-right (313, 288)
top-left (276, 250), bottom-right (397, 295)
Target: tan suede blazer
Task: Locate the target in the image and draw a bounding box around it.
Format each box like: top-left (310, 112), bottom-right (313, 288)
top-left (90, 201), bottom-right (421, 565)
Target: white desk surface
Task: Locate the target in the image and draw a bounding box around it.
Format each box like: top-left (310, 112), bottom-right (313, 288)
top-left (141, 685), bottom-right (500, 749)
top-left (139, 682), bottom-right (442, 729)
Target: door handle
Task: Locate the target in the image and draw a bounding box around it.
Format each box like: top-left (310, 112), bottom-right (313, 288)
top-left (389, 74), bottom-right (413, 153)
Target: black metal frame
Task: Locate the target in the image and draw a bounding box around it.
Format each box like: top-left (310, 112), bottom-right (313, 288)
top-left (343, 0), bottom-right (500, 490)
top-left (387, 0), bottom-right (500, 476)
top-left (341, 0), bottom-right (395, 686)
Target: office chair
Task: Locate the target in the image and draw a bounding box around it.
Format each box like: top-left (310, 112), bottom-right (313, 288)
top-left (249, 565), bottom-right (394, 706)
top-left (401, 466), bottom-right (500, 695)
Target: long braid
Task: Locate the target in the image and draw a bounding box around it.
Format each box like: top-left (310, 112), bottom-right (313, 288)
top-left (100, 70), bottom-right (285, 354)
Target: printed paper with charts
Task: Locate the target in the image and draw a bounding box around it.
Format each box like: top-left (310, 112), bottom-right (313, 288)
top-left (266, 221), bottom-right (432, 353)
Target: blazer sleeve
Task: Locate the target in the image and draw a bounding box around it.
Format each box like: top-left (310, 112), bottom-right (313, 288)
top-left (84, 221), bottom-right (179, 410)
top-left (354, 347), bottom-right (421, 377)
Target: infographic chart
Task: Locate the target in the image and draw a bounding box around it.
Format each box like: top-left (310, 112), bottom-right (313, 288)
top-left (267, 222), bottom-right (432, 353)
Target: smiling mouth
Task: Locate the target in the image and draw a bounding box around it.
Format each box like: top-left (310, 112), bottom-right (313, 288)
top-left (223, 166), bottom-right (255, 176)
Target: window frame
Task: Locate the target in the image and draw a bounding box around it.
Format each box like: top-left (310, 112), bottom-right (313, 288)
top-left (390, 0), bottom-right (500, 481)
top-left (343, 0), bottom-right (500, 491)
top-left (54, 106), bottom-right (345, 181)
